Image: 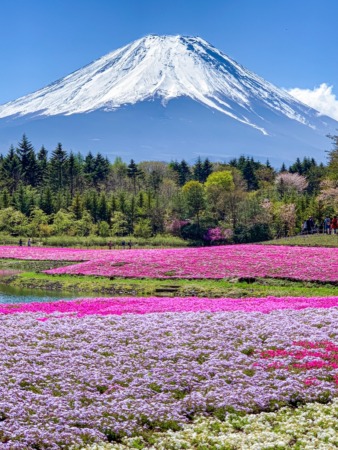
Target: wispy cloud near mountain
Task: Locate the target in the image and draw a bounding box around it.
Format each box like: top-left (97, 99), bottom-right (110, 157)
top-left (288, 83), bottom-right (338, 121)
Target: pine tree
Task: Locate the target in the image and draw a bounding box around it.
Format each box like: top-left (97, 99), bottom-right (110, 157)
top-left (138, 191), bottom-right (144, 209)
top-left (1, 189), bottom-right (10, 208)
top-left (178, 160), bottom-right (190, 186)
top-left (71, 193), bottom-right (83, 220)
top-left (27, 194), bottom-right (36, 215)
top-left (90, 191), bottom-right (99, 223)
top-left (83, 192), bottom-right (92, 214)
top-left (289, 157), bottom-right (303, 174)
top-left (16, 134), bottom-right (39, 186)
top-left (193, 156), bottom-right (204, 182)
top-left (68, 151), bottom-right (83, 197)
top-left (237, 155), bottom-right (247, 171)
top-left (202, 158), bottom-right (213, 182)
top-left (242, 159), bottom-right (258, 190)
top-left (39, 187), bottom-right (54, 215)
top-left (169, 160), bottom-right (180, 173)
top-left (83, 152), bottom-right (95, 186)
top-left (13, 184), bottom-right (29, 215)
top-left (127, 195), bottom-right (136, 232)
top-left (37, 146), bottom-right (49, 187)
top-left (98, 193), bottom-right (109, 222)
top-left (127, 159), bottom-right (142, 193)
top-left (93, 153), bottom-right (110, 187)
top-left (1, 146), bottom-right (21, 193)
top-left (49, 143), bottom-right (68, 191)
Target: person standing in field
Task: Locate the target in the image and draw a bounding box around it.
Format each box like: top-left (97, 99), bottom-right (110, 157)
top-left (27, 238), bottom-right (31, 247)
top-left (306, 217), bottom-right (314, 234)
top-left (324, 217), bottom-right (331, 235)
top-left (331, 216), bottom-right (338, 234)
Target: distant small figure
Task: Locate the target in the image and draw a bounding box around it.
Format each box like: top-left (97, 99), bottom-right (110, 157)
top-left (331, 216), bottom-right (338, 235)
top-left (306, 217), bottom-right (314, 234)
top-left (108, 241), bottom-right (112, 250)
top-left (27, 238), bottom-right (31, 247)
top-left (121, 240), bottom-right (126, 248)
top-left (128, 240), bottom-right (132, 249)
top-left (301, 220), bottom-right (308, 234)
top-left (19, 239), bottom-right (23, 246)
top-left (324, 217), bottom-right (331, 235)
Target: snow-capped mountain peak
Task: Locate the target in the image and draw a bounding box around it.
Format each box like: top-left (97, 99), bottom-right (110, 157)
top-left (0, 35), bottom-right (314, 135)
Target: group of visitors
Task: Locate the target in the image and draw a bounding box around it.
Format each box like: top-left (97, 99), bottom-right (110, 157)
top-left (108, 240), bottom-right (132, 249)
top-left (323, 216), bottom-right (338, 234)
top-left (17, 238), bottom-right (132, 249)
top-left (19, 238), bottom-right (31, 246)
top-left (302, 216), bottom-right (338, 235)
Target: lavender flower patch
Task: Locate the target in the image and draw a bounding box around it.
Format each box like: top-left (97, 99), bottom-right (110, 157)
top-left (1, 309), bottom-right (338, 448)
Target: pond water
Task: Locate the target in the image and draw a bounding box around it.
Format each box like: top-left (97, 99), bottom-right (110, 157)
top-left (0, 284), bottom-right (77, 304)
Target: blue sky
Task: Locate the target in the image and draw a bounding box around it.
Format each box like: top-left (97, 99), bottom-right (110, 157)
top-left (0, 0), bottom-right (337, 117)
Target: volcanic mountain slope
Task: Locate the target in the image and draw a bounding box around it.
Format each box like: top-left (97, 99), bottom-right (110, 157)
top-left (0, 35), bottom-right (336, 163)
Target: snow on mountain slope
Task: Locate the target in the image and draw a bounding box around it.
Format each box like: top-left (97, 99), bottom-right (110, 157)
top-left (0, 35), bottom-right (317, 135)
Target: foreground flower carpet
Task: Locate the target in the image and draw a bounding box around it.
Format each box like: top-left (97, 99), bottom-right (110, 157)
top-left (1, 299), bottom-right (338, 448)
top-left (1, 244), bottom-right (338, 449)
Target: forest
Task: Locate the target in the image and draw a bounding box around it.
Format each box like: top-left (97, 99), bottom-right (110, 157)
top-left (0, 134), bottom-right (337, 245)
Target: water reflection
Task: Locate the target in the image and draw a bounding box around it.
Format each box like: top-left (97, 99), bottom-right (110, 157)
top-left (0, 284), bottom-right (76, 304)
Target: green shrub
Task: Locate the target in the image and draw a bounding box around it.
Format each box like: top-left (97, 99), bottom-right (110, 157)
top-left (234, 223), bottom-right (272, 243)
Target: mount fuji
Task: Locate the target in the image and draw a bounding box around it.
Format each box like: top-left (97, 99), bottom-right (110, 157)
top-left (0, 35), bottom-right (336, 164)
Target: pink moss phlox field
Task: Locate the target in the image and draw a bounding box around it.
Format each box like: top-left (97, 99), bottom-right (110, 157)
top-left (2, 309), bottom-right (338, 448)
top-left (1, 244), bottom-right (338, 281)
top-left (43, 244), bottom-right (338, 281)
top-left (2, 296), bottom-right (338, 317)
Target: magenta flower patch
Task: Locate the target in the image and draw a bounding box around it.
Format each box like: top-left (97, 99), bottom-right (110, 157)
top-left (2, 296), bottom-right (338, 317)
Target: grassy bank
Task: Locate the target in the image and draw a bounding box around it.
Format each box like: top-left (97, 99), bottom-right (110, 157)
top-left (0, 234), bottom-right (187, 248)
top-left (264, 234), bottom-right (338, 247)
top-left (0, 259), bottom-right (76, 272)
top-left (1, 245), bottom-right (338, 299)
top-left (2, 270), bottom-right (338, 298)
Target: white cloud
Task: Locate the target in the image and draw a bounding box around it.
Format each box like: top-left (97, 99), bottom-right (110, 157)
top-left (287, 83), bottom-right (338, 121)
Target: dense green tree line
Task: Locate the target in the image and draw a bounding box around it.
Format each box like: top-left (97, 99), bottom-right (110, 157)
top-left (0, 134), bottom-right (337, 243)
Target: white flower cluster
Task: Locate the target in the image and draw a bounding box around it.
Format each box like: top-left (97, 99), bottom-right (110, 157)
top-left (82, 399), bottom-right (338, 449)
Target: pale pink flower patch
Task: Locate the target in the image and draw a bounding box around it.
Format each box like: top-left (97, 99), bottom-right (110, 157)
top-left (1, 244), bottom-right (338, 282)
top-left (44, 244), bottom-right (338, 282)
